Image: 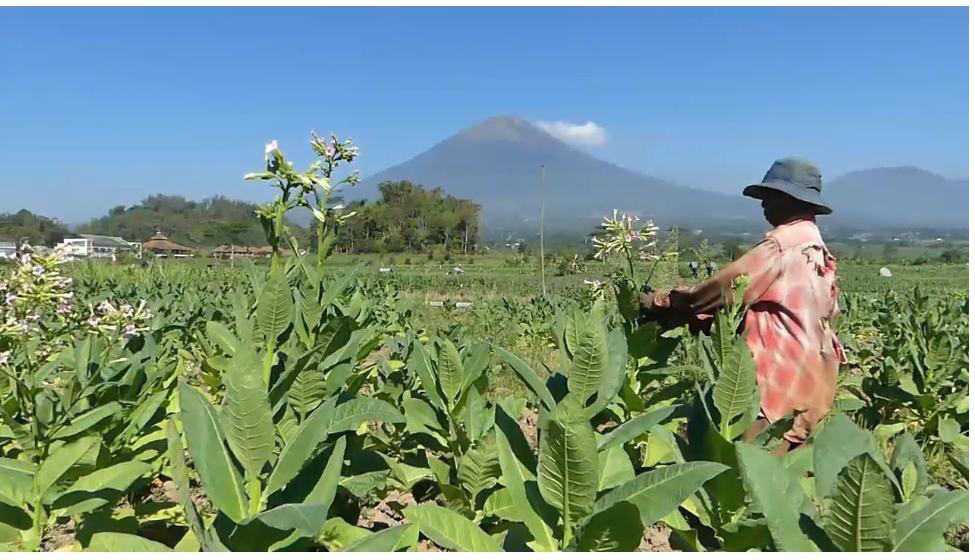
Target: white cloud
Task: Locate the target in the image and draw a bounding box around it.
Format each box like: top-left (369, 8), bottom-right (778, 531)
top-left (535, 120), bottom-right (608, 146)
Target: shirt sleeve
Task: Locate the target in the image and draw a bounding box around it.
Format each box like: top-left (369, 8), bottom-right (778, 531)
top-left (665, 237), bottom-right (781, 318)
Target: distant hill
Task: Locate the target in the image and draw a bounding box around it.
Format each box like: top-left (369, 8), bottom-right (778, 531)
top-left (360, 115), bottom-right (759, 236)
top-left (825, 166), bottom-right (968, 229)
top-left (78, 195), bottom-right (295, 248)
top-left (0, 210), bottom-right (71, 246)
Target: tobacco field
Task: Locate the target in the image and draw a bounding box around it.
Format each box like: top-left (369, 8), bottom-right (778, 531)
top-left (0, 136), bottom-right (968, 552)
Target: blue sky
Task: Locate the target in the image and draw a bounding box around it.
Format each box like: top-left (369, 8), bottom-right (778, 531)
top-left (0, 6), bottom-right (967, 224)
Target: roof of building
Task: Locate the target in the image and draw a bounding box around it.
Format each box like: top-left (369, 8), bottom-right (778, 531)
top-left (78, 234), bottom-right (134, 249)
top-left (212, 244), bottom-right (289, 255)
top-left (143, 232), bottom-right (193, 252)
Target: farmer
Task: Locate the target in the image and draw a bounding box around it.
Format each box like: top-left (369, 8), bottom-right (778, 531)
top-left (640, 158), bottom-right (846, 454)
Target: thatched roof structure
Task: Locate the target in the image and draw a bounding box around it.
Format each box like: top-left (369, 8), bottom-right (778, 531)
top-left (143, 232), bottom-right (192, 253)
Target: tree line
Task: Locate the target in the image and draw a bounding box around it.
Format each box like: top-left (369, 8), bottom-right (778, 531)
top-left (330, 181), bottom-right (480, 254)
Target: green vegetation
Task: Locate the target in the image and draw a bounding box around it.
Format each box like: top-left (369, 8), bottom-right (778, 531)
top-left (0, 135), bottom-right (967, 552)
top-left (332, 180), bottom-right (481, 254)
top-left (0, 210), bottom-right (70, 246)
top-left (78, 195), bottom-right (280, 247)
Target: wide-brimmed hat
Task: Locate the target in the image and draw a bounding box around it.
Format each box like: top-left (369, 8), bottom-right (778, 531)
top-left (742, 158), bottom-right (832, 215)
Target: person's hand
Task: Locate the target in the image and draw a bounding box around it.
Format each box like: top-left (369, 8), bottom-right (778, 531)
top-left (638, 290), bottom-right (674, 325)
top-left (688, 313), bottom-right (714, 336)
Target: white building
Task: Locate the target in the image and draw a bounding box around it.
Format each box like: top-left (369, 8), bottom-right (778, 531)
top-left (0, 241), bottom-right (16, 260)
top-left (57, 235), bottom-right (141, 260)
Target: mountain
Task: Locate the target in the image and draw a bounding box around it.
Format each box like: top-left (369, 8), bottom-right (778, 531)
top-left (825, 166), bottom-right (968, 229)
top-left (359, 116), bottom-right (759, 236)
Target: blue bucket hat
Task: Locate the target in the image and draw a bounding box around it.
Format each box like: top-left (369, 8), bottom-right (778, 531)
top-left (742, 158), bottom-right (832, 215)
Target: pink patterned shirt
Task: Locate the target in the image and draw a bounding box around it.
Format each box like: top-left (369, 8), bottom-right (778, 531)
top-left (647, 216), bottom-right (846, 442)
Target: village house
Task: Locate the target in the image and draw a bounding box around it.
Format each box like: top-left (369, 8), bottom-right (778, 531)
top-left (0, 241), bottom-right (16, 260)
top-left (56, 234), bottom-right (141, 260)
top-left (143, 231), bottom-right (193, 258)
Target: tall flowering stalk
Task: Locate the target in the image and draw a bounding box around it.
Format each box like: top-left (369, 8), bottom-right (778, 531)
top-left (592, 209), bottom-right (675, 288)
top-left (0, 252), bottom-right (74, 340)
top-left (245, 132), bottom-right (359, 272)
top-left (591, 210), bottom-right (679, 329)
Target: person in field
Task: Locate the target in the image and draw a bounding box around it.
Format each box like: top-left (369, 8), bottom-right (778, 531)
top-left (641, 158), bottom-right (846, 454)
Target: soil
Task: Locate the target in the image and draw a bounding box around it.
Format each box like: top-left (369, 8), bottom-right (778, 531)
top-left (416, 539), bottom-right (445, 552)
top-left (947, 524), bottom-right (969, 551)
top-left (40, 518), bottom-right (76, 552)
top-left (357, 489), bottom-right (417, 530)
top-left (519, 408), bottom-right (539, 452)
top-left (640, 522), bottom-right (675, 552)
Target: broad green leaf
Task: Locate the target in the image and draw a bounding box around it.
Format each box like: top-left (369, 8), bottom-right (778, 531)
top-left (256, 266), bottom-right (293, 344)
top-left (34, 436), bottom-right (100, 501)
top-left (824, 453), bottom-right (894, 552)
top-left (496, 423), bottom-right (558, 551)
top-left (340, 470), bottom-right (389, 501)
top-left (0, 459), bottom-right (32, 504)
top-left (494, 346), bottom-right (557, 411)
top-left (459, 341), bottom-right (491, 396)
top-left (892, 488), bottom-right (968, 551)
top-left (562, 308), bottom-right (585, 359)
top-left (436, 338), bottom-right (465, 405)
top-left (254, 502), bottom-right (330, 537)
top-left (52, 403), bottom-right (122, 440)
top-left (0, 500), bottom-right (31, 533)
top-left (713, 338), bottom-right (757, 434)
top-left (891, 432), bottom-right (929, 501)
top-left (165, 420), bottom-right (223, 552)
top-left (586, 327), bottom-right (627, 416)
top-left (220, 349), bottom-right (275, 481)
top-left (119, 391), bottom-right (168, 441)
top-left (813, 414), bottom-right (891, 501)
top-left (710, 296), bottom-right (738, 369)
top-left (403, 397), bottom-right (445, 443)
top-left (458, 432), bottom-right (500, 499)
top-left (567, 319), bottom-right (608, 402)
top-left (320, 517), bottom-right (371, 551)
top-left (404, 504), bottom-right (502, 552)
top-left (408, 343), bottom-right (446, 410)
top-left (575, 501), bottom-right (643, 552)
top-left (179, 382), bottom-right (248, 522)
top-left (483, 488), bottom-right (519, 521)
top-left (937, 416), bottom-right (960, 444)
top-left (342, 523), bottom-right (419, 552)
top-left (326, 397), bottom-right (406, 434)
top-left (52, 461), bottom-right (151, 516)
top-left (266, 400), bottom-right (337, 497)
top-left (383, 455), bottom-right (432, 488)
top-left (320, 265), bottom-right (359, 310)
top-left (427, 454), bottom-right (470, 515)
top-left (288, 369), bottom-right (328, 420)
top-left (596, 444), bottom-right (635, 492)
top-left (735, 443), bottom-right (817, 552)
top-left (86, 532), bottom-right (171, 552)
top-left (591, 461), bottom-right (728, 525)
top-left (538, 397), bottom-right (598, 543)
top-left (205, 321), bottom-right (239, 355)
top-left (459, 380), bottom-right (493, 442)
top-left (598, 405), bottom-right (677, 450)
top-left (302, 436), bottom-right (346, 508)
